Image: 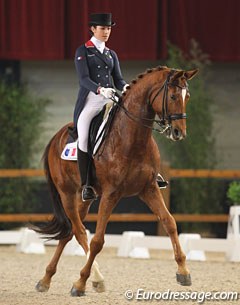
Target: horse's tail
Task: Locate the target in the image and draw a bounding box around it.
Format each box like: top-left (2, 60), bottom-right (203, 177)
top-left (33, 137), bottom-right (72, 240)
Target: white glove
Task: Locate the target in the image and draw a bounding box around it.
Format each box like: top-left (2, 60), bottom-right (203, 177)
top-left (99, 87), bottom-right (116, 99)
top-left (122, 84), bottom-right (130, 93)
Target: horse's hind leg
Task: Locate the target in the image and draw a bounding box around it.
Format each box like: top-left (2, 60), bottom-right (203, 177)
top-left (62, 195), bottom-right (105, 294)
top-left (36, 234), bottom-right (73, 292)
top-left (71, 193), bottom-right (119, 296)
top-left (140, 184), bottom-right (191, 286)
top-left (35, 192), bottom-right (89, 293)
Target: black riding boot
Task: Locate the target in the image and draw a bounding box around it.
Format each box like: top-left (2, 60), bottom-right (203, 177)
top-left (157, 173), bottom-right (169, 189)
top-left (77, 149), bottom-right (96, 201)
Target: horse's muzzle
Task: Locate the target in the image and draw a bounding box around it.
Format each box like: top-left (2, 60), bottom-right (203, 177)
top-left (166, 127), bottom-right (186, 141)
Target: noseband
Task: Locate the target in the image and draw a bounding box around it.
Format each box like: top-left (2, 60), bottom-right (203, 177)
top-left (148, 69), bottom-right (187, 131)
top-left (111, 70), bottom-right (188, 134)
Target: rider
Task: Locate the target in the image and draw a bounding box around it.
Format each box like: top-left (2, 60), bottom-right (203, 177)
top-left (73, 13), bottom-right (167, 202)
top-left (73, 13), bottom-right (127, 201)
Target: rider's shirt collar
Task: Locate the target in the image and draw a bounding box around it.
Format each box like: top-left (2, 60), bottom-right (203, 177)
top-left (91, 36), bottom-right (105, 54)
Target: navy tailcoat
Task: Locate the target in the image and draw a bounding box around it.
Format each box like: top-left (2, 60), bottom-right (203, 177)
top-left (73, 40), bottom-right (126, 128)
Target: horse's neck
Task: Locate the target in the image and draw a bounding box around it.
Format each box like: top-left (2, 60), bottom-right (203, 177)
top-left (115, 84), bottom-right (155, 149)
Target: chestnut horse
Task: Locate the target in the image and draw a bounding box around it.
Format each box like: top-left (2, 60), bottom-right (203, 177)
top-left (35, 66), bottom-right (198, 296)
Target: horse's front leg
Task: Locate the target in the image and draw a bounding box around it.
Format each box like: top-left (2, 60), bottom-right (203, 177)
top-left (140, 183), bottom-right (191, 286)
top-left (71, 192), bottom-right (119, 296)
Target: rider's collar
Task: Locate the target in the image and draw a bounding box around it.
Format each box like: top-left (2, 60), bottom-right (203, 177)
top-left (90, 36), bottom-right (105, 54)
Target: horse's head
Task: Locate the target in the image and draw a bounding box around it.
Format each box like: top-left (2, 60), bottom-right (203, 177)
top-left (149, 68), bottom-right (198, 141)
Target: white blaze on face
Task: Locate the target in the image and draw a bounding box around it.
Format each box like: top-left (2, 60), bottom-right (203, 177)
top-left (182, 88), bottom-right (187, 105)
top-left (182, 89), bottom-right (187, 104)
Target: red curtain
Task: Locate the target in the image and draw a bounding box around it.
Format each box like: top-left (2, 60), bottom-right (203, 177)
top-left (0, 0), bottom-right (65, 60)
top-left (167, 0), bottom-right (240, 61)
top-left (0, 0), bottom-right (239, 61)
top-left (0, 0), bottom-right (160, 60)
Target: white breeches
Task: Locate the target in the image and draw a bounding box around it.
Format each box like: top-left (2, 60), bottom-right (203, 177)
top-left (77, 92), bottom-right (109, 152)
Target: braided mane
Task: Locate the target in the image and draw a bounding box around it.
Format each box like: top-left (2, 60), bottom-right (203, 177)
top-left (122, 65), bottom-right (168, 96)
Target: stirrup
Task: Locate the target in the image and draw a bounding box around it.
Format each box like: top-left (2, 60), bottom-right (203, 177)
top-left (157, 173), bottom-right (169, 189)
top-left (82, 185), bottom-right (96, 202)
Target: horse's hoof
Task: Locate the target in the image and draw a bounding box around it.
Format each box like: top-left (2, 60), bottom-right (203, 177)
top-left (176, 273), bottom-right (192, 286)
top-left (35, 280), bottom-right (49, 292)
top-left (92, 281), bottom-right (106, 293)
top-left (70, 286), bottom-right (85, 297)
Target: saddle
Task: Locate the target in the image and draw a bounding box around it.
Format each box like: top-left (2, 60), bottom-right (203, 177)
top-left (88, 102), bottom-right (118, 156)
top-left (61, 101), bottom-right (119, 160)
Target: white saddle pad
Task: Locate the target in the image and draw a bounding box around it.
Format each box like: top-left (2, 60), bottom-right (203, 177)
top-left (61, 141), bottom-right (78, 161)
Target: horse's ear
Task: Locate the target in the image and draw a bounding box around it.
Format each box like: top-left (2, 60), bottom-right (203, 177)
top-left (184, 69), bottom-right (199, 80)
top-left (171, 70), bottom-right (185, 81)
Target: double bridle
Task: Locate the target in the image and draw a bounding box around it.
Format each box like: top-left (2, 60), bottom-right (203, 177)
top-left (111, 69), bottom-right (188, 134)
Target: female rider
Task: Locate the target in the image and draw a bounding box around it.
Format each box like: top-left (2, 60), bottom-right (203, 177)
top-left (73, 13), bottom-right (128, 201)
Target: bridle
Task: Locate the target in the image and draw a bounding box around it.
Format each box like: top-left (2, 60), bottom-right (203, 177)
top-left (111, 69), bottom-right (188, 134)
top-left (149, 69), bottom-right (187, 123)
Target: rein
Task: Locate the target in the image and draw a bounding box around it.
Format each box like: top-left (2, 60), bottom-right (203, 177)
top-left (111, 93), bottom-right (170, 133)
top-left (110, 70), bottom-right (187, 134)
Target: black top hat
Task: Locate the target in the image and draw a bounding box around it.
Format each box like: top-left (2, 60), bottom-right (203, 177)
top-left (89, 13), bottom-right (116, 27)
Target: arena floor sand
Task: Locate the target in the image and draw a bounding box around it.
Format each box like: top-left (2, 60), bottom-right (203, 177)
top-left (0, 246), bottom-right (239, 305)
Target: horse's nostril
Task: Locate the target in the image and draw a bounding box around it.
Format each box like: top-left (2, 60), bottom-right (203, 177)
top-left (173, 128), bottom-right (182, 140)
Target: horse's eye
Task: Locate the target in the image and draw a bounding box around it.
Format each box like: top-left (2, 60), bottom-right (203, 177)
top-left (170, 94), bottom-right (176, 101)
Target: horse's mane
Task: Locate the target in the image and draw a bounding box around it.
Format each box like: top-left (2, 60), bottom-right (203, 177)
top-left (122, 65), bottom-right (169, 96)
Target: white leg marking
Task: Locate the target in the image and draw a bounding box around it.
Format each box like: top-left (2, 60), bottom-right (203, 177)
top-left (86, 251), bottom-right (104, 282)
